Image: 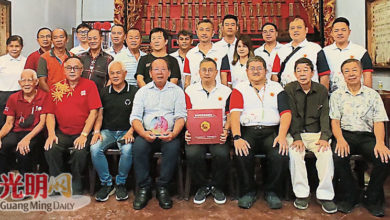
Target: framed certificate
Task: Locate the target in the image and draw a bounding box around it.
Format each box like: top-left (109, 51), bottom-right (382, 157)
top-left (187, 109), bottom-right (223, 145)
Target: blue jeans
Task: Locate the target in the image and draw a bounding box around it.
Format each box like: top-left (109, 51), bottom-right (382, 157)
top-left (90, 129), bottom-right (132, 186)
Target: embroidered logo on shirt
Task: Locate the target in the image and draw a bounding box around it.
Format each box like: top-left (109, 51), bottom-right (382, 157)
top-left (214, 58), bottom-right (218, 62)
top-left (51, 80), bottom-right (73, 103)
top-left (81, 90), bottom-right (86, 96)
top-left (303, 54), bottom-right (307, 58)
top-left (350, 55), bottom-right (354, 59)
top-left (270, 92), bottom-right (275, 97)
top-left (218, 97), bottom-right (222, 101)
top-left (125, 99), bottom-right (131, 105)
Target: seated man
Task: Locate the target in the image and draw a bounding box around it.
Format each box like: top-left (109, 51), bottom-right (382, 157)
top-left (285, 58), bottom-right (336, 213)
top-left (330, 59), bottom-right (390, 217)
top-left (184, 58), bottom-right (231, 204)
top-left (44, 56), bottom-right (101, 195)
top-left (0, 69), bottom-right (47, 187)
top-left (90, 61), bottom-right (138, 202)
top-left (229, 56), bottom-right (291, 209)
top-left (130, 58), bottom-right (186, 210)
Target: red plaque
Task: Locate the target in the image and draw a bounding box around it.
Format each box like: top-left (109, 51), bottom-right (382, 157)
top-left (187, 109), bottom-right (223, 145)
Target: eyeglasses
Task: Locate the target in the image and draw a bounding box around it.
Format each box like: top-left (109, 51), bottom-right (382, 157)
top-left (78, 30), bottom-right (89, 35)
top-left (200, 68), bottom-right (216, 73)
top-left (248, 67), bottom-right (264, 72)
top-left (19, 78), bottom-right (35, 84)
top-left (64, 66), bottom-right (82, 72)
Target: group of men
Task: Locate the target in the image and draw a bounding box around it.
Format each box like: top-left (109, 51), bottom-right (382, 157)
top-left (0, 14), bottom-right (388, 217)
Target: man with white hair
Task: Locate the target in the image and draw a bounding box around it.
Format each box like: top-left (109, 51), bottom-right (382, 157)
top-left (0, 69), bottom-right (48, 194)
top-left (90, 61), bottom-right (138, 202)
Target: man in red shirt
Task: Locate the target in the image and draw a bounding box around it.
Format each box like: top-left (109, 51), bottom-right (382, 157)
top-left (24, 28), bottom-right (52, 72)
top-left (44, 56), bottom-right (101, 195)
top-left (0, 69), bottom-right (48, 178)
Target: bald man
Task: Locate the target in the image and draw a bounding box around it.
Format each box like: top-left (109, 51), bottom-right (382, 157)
top-left (0, 70), bottom-right (48, 195)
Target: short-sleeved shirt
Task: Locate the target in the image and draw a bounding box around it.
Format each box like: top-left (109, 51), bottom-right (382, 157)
top-left (220, 56), bottom-right (249, 88)
top-left (70, 45), bottom-right (89, 56)
top-left (44, 78), bottom-right (102, 135)
top-left (170, 50), bottom-right (186, 88)
top-left (214, 37), bottom-right (237, 63)
top-left (185, 82), bottom-right (231, 123)
top-left (329, 86), bottom-right (388, 132)
top-left (284, 81), bottom-right (331, 141)
top-left (135, 54), bottom-right (181, 84)
top-left (24, 48), bottom-right (44, 72)
top-left (100, 82), bottom-right (138, 131)
top-left (79, 49), bottom-right (114, 92)
top-left (229, 80), bottom-right (291, 126)
top-left (3, 89), bottom-right (48, 132)
top-left (183, 43), bottom-right (224, 85)
top-left (130, 81), bottom-right (186, 131)
top-left (318, 42), bottom-right (374, 93)
top-left (0, 54), bottom-right (26, 91)
top-left (37, 49), bottom-right (72, 88)
top-left (114, 49), bottom-right (146, 86)
top-left (254, 42), bottom-right (283, 78)
top-left (272, 39), bottom-right (329, 86)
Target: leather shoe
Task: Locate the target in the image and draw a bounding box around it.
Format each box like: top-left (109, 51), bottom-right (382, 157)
top-left (133, 187), bottom-right (152, 210)
top-left (156, 186), bottom-right (173, 209)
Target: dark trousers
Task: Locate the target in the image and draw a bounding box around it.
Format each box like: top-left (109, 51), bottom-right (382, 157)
top-left (0, 131), bottom-right (45, 175)
top-left (185, 143), bottom-right (230, 190)
top-left (236, 126), bottom-right (289, 196)
top-left (132, 136), bottom-right (180, 188)
top-left (44, 130), bottom-right (91, 194)
top-left (333, 130), bottom-right (390, 205)
top-left (0, 91), bottom-right (18, 128)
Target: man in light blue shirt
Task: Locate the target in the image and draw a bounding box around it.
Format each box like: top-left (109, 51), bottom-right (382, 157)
top-left (130, 58), bottom-right (186, 210)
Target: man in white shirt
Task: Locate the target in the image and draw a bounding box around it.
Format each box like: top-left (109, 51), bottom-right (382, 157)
top-left (317, 17), bottom-right (373, 93)
top-left (183, 19), bottom-right (225, 88)
top-left (114, 28), bottom-right (146, 86)
top-left (170, 30), bottom-right (193, 88)
top-left (272, 17), bottom-right (330, 88)
top-left (105, 24), bottom-right (127, 57)
top-left (70, 23), bottom-right (91, 56)
top-left (254, 22), bottom-right (283, 80)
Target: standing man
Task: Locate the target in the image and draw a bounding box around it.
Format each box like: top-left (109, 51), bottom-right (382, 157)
top-left (37, 28), bottom-right (72, 92)
top-left (130, 58), bottom-right (186, 210)
top-left (70, 23), bottom-right (91, 56)
top-left (318, 17), bottom-right (373, 93)
top-left (0, 70), bottom-right (47, 181)
top-left (285, 58), bottom-right (336, 213)
top-left (105, 24), bottom-right (127, 57)
top-left (44, 57), bottom-right (101, 195)
top-left (79, 29), bottom-right (113, 92)
top-left (214, 14), bottom-right (239, 63)
top-left (170, 30), bottom-right (193, 88)
top-left (184, 58), bottom-right (231, 204)
top-left (330, 59), bottom-right (389, 217)
top-left (229, 56), bottom-right (291, 209)
top-left (272, 17), bottom-right (330, 88)
top-left (114, 28), bottom-right (146, 86)
top-left (90, 61), bottom-right (138, 202)
top-left (254, 23), bottom-right (283, 80)
top-left (184, 19), bottom-right (225, 88)
top-left (135, 28), bottom-right (181, 88)
top-left (24, 27), bottom-right (52, 72)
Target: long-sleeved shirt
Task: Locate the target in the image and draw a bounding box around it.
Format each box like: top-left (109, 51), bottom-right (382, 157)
top-left (284, 81), bottom-right (331, 141)
top-left (130, 81), bottom-right (186, 131)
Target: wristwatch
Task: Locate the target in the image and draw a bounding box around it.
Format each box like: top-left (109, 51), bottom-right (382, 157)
top-left (81, 132), bottom-right (88, 137)
top-left (233, 135), bottom-right (241, 140)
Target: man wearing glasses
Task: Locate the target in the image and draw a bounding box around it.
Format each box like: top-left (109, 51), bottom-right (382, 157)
top-left (44, 57), bottom-right (101, 195)
top-left (37, 28), bottom-right (72, 92)
top-left (0, 69), bottom-right (48, 199)
top-left (70, 23), bottom-right (91, 56)
top-left (25, 27), bottom-right (52, 72)
top-left (230, 56), bottom-right (291, 209)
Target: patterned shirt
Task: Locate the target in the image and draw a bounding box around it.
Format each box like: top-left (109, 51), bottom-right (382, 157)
top-left (329, 86), bottom-right (388, 132)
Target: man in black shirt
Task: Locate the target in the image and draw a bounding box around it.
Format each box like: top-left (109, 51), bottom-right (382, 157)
top-left (90, 60), bottom-right (138, 202)
top-left (284, 58), bottom-right (336, 213)
top-left (135, 28), bottom-right (181, 87)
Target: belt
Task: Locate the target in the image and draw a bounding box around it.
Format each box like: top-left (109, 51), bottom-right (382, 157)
top-left (247, 125), bottom-right (278, 130)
